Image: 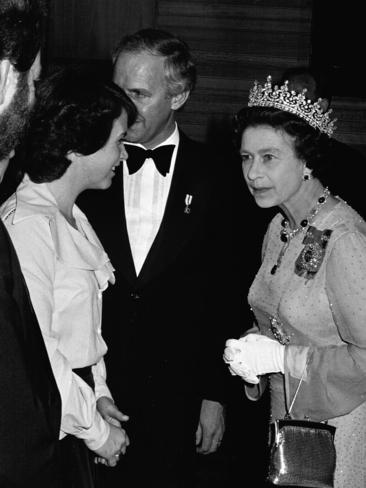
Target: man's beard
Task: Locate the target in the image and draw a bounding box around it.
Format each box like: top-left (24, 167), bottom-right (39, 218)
top-left (0, 73), bottom-right (30, 160)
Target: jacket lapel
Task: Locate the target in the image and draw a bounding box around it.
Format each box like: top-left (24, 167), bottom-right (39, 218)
top-left (110, 167), bottom-right (137, 285)
top-left (137, 133), bottom-right (204, 286)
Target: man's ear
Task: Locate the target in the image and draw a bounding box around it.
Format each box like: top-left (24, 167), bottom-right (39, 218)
top-left (0, 59), bottom-right (17, 107)
top-left (171, 90), bottom-right (190, 111)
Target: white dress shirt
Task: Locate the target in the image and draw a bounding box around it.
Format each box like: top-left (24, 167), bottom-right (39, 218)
top-left (0, 175), bottom-right (115, 451)
top-left (124, 124), bottom-right (179, 274)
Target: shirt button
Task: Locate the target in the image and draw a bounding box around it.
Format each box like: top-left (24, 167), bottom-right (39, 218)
top-left (130, 292), bottom-right (140, 300)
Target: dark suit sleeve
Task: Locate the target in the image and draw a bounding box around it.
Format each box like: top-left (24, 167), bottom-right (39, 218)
top-left (0, 222), bottom-right (61, 486)
top-left (196, 148), bottom-right (259, 404)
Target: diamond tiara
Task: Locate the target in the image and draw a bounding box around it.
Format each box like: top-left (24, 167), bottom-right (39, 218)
top-left (248, 75), bottom-right (337, 137)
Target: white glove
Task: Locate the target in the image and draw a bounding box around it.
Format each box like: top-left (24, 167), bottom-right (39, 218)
top-left (223, 337), bottom-right (259, 383)
top-left (223, 333), bottom-right (285, 384)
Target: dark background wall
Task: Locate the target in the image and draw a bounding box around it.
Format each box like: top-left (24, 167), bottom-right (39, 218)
top-left (45, 0), bottom-right (366, 154)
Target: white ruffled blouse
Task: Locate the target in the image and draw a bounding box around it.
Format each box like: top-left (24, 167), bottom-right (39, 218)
top-left (0, 175), bottom-right (115, 451)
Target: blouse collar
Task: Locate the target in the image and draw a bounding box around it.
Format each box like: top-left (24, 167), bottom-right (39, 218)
top-left (9, 175), bottom-right (115, 287)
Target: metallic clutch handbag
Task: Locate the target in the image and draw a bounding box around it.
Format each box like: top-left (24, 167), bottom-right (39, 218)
top-left (267, 418), bottom-right (336, 487)
top-left (267, 357), bottom-right (336, 487)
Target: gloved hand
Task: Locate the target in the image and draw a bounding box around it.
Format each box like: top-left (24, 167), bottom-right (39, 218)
top-left (223, 333), bottom-right (285, 384)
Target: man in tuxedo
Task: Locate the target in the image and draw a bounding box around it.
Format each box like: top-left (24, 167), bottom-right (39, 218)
top-left (0, 1), bottom-right (61, 486)
top-left (81, 28), bottom-right (247, 487)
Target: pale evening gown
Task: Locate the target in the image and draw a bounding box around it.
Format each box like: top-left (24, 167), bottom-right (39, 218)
top-left (248, 199), bottom-right (366, 488)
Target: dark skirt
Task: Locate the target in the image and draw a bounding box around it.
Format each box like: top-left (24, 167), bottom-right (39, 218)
top-left (58, 366), bottom-right (99, 488)
top-left (58, 434), bottom-right (100, 488)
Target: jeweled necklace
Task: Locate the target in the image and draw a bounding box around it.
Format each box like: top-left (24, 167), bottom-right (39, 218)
top-left (270, 187), bottom-right (330, 275)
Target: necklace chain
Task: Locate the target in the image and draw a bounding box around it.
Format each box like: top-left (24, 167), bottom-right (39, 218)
top-left (270, 187), bottom-right (330, 275)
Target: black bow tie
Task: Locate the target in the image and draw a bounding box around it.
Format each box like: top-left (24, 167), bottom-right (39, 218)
top-left (125, 144), bottom-right (175, 177)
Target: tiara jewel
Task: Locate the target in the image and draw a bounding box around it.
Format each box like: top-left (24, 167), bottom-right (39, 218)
top-left (248, 75), bottom-right (337, 137)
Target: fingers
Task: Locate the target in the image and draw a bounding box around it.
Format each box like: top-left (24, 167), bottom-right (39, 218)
top-left (112, 452), bottom-right (120, 465)
top-left (196, 428), bottom-right (218, 455)
top-left (94, 423), bottom-right (130, 460)
top-left (106, 403), bottom-right (130, 423)
top-left (106, 447), bottom-right (126, 467)
top-left (228, 362), bottom-right (259, 383)
top-left (105, 411), bottom-right (129, 428)
top-left (113, 409), bottom-right (129, 423)
top-left (224, 338), bottom-right (240, 349)
top-left (243, 333), bottom-right (262, 342)
top-left (97, 397), bottom-right (129, 424)
top-left (210, 435), bottom-right (223, 453)
top-left (106, 456), bottom-right (118, 468)
top-left (225, 349), bottom-right (260, 383)
top-left (105, 415), bottom-right (122, 428)
top-left (240, 372), bottom-right (260, 384)
top-left (224, 336), bottom-right (261, 383)
top-left (119, 430), bottom-right (129, 455)
top-left (223, 338), bottom-right (243, 362)
top-left (197, 432), bottom-right (223, 455)
top-left (223, 346), bottom-right (237, 362)
top-left (94, 444), bottom-right (127, 468)
top-left (94, 455), bottom-right (117, 467)
top-left (94, 456), bottom-right (108, 465)
top-left (195, 423), bottom-right (202, 446)
top-left (243, 333), bottom-right (274, 343)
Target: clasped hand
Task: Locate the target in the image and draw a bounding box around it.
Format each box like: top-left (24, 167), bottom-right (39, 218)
top-left (94, 396), bottom-right (130, 467)
top-left (223, 333), bottom-right (285, 384)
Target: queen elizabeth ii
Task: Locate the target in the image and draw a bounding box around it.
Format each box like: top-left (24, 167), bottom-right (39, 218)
top-left (224, 76), bottom-right (366, 488)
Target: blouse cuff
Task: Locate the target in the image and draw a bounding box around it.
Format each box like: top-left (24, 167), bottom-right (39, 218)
top-left (82, 411), bottom-right (110, 451)
top-left (94, 382), bottom-right (113, 402)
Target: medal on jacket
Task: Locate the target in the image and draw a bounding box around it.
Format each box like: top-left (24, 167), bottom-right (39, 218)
top-left (184, 194), bottom-right (193, 214)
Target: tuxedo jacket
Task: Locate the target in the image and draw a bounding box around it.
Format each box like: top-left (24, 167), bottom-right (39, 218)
top-left (0, 221), bottom-right (61, 487)
top-left (79, 131), bottom-right (247, 412)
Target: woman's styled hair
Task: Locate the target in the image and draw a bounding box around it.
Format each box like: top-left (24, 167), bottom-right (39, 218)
top-left (113, 28), bottom-right (196, 96)
top-left (25, 66), bottom-right (137, 183)
top-left (233, 106), bottom-right (332, 182)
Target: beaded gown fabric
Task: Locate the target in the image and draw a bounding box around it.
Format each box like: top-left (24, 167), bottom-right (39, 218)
top-left (248, 199), bottom-right (366, 488)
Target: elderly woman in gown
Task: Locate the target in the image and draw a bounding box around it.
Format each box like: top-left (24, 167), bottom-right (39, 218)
top-left (224, 76), bottom-right (366, 488)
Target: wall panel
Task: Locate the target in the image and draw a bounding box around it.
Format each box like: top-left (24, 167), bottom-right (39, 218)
top-left (47, 0), bottom-right (157, 61)
top-left (45, 0), bottom-right (366, 151)
top-left (156, 0), bottom-right (366, 152)
top-left (157, 0), bottom-right (312, 143)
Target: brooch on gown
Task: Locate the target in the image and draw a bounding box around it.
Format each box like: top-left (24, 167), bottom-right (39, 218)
top-left (269, 316), bottom-right (291, 345)
top-left (295, 226), bottom-right (332, 280)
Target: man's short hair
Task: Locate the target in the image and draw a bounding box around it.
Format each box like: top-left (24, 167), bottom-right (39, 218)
top-left (0, 0), bottom-right (46, 72)
top-left (113, 28), bottom-right (197, 96)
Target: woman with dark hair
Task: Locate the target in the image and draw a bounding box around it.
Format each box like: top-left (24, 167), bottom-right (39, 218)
top-left (0, 66), bottom-right (137, 487)
top-left (224, 76), bottom-right (366, 487)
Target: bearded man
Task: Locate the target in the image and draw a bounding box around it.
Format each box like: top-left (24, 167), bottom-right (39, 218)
top-left (0, 2), bottom-right (61, 486)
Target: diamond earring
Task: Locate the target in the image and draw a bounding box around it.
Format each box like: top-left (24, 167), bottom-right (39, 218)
top-left (303, 167), bottom-right (312, 181)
